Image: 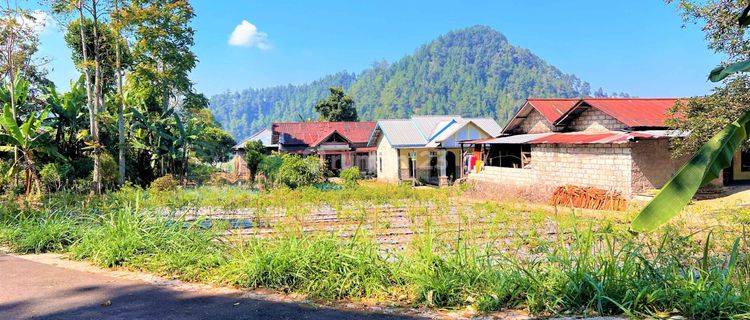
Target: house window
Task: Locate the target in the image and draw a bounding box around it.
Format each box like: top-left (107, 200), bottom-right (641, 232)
top-left (487, 144), bottom-right (531, 168)
top-left (378, 153), bottom-right (382, 172)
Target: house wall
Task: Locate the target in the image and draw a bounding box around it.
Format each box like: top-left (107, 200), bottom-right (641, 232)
top-left (568, 108), bottom-right (628, 132)
top-left (441, 123), bottom-right (489, 148)
top-left (519, 109), bottom-right (555, 133)
top-left (630, 139), bottom-right (690, 194)
top-left (376, 136), bottom-right (400, 183)
top-left (471, 143), bottom-right (635, 197)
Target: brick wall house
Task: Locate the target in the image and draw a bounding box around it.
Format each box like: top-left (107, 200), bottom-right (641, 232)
top-left (468, 98), bottom-right (695, 198)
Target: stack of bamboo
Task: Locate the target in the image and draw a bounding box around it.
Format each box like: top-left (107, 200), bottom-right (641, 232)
top-left (550, 185), bottom-right (627, 211)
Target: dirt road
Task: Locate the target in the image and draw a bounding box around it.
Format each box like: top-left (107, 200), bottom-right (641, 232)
top-left (0, 254), bottom-right (419, 320)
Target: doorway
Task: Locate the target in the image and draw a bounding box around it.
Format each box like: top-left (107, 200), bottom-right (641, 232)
top-left (325, 154), bottom-right (343, 175)
top-left (446, 151), bottom-right (456, 180)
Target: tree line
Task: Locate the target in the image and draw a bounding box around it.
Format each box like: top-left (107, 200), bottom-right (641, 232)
top-left (0, 0), bottom-right (234, 197)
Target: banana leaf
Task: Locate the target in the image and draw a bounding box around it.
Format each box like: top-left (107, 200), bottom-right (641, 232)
top-left (709, 60), bottom-right (750, 82)
top-left (631, 110), bottom-right (750, 232)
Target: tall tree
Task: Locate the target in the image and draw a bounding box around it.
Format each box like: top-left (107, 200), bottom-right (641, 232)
top-left (314, 86), bottom-right (358, 122)
top-left (112, 0), bottom-right (126, 186)
top-left (121, 0), bottom-right (196, 177)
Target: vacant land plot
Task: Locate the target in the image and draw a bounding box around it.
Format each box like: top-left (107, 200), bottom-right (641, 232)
top-left (1, 182), bottom-right (749, 319)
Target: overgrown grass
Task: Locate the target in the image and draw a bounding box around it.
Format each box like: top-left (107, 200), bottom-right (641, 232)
top-left (1, 186), bottom-right (749, 319)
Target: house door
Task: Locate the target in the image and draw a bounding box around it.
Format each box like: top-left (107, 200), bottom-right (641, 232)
top-left (325, 154), bottom-right (343, 174)
top-left (733, 150), bottom-right (750, 181)
top-left (446, 151), bottom-right (456, 180)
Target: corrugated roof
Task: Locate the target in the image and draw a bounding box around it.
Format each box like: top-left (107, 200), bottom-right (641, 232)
top-left (556, 98), bottom-right (681, 128)
top-left (464, 133), bottom-right (553, 144)
top-left (375, 115), bottom-right (502, 148)
top-left (526, 99), bottom-right (580, 123)
top-left (529, 131), bottom-right (669, 144)
top-left (234, 128), bottom-right (276, 150)
top-left (272, 121), bottom-right (376, 146)
top-left (375, 120), bottom-right (428, 146)
top-left (465, 118), bottom-right (503, 137)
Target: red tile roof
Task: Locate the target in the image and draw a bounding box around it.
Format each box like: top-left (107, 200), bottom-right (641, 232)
top-left (272, 122), bottom-right (376, 146)
top-left (573, 98), bottom-right (680, 128)
top-left (525, 98), bottom-right (580, 123)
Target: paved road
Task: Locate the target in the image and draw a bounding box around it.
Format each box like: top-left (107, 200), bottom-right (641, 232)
top-left (0, 255), bottom-right (420, 320)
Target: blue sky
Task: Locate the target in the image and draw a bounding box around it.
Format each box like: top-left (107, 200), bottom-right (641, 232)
top-left (37, 0), bottom-right (722, 97)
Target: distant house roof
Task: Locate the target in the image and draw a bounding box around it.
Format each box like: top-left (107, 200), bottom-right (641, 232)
top-left (505, 97), bottom-right (682, 133)
top-left (371, 115), bottom-right (502, 148)
top-left (272, 121), bottom-right (377, 147)
top-left (233, 128), bottom-right (276, 150)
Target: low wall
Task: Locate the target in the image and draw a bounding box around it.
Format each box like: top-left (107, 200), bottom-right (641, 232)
top-left (470, 143), bottom-right (635, 197)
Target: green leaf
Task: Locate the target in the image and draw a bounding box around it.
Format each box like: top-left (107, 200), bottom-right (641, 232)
top-left (740, 4), bottom-right (750, 27)
top-left (708, 60), bottom-right (750, 82)
top-left (0, 104), bottom-right (22, 142)
top-left (631, 110), bottom-right (750, 232)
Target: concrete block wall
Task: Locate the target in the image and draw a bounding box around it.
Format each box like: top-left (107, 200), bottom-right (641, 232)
top-left (569, 108), bottom-right (627, 132)
top-left (470, 143), bottom-right (635, 197)
top-left (519, 109), bottom-right (554, 133)
top-left (630, 139), bottom-right (690, 194)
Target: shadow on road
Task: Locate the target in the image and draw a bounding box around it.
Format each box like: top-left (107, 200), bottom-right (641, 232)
top-left (0, 255), bottom-right (421, 320)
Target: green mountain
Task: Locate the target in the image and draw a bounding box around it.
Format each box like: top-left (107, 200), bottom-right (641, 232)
top-left (210, 25), bottom-right (593, 139)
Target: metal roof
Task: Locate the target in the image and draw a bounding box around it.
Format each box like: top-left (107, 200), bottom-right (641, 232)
top-left (556, 98), bottom-right (682, 128)
top-left (374, 119), bottom-right (427, 147)
top-left (272, 121), bottom-right (376, 146)
top-left (233, 128), bottom-right (276, 150)
top-left (374, 115), bottom-right (502, 148)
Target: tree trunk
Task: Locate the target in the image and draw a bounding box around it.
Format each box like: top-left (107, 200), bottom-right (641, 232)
top-left (77, 2), bottom-right (99, 194)
top-left (90, 0), bottom-right (102, 194)
top-left (114, 0), bottom-right (126, 186)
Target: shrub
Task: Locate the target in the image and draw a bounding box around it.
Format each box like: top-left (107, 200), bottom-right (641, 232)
top-left (244, 140), bottom-right (267, 182)
top-left (188, 163), bottom-right (216, 184)
top-left (40, 163), bottom-right (72, 192)
top-left (258, 154), bottom-right (283, 182)
top-left (100, 152), bottom-right (119, 189)
top-left (150, 174), bottom-right (178, 191)
top-left (339, 167), bottom-right (361, 188)
top-left (205, 172), bottom-right (229, 186)
top-left (275, 154), bottom-right (324, 189)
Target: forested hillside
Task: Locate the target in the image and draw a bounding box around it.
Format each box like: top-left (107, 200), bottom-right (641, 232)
top-left (210, 25), bottom-right (594, 139)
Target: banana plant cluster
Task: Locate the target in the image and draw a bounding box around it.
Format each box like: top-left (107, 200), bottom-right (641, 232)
top-left (0, 78), bottom-right (60, 195)
top-left (632, 3), bottom-right (750, 232)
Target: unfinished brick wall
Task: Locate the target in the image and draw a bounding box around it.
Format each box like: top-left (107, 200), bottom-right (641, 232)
top-left (532, 144), bottom-right (633, 196)
top-left (519, 109), bottom-right (554, 133)
top-left (568, 108), bottom-right (628, 132)
top-left (470, 143), bottom-right (635, 197)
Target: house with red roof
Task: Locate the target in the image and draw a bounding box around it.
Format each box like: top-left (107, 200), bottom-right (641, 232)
top-left (467, 97), bottom-right (708, 198)
top-left (271, 121), bottom-right (377, 175)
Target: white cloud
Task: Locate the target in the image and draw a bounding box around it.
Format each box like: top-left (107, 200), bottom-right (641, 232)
top-left (228, 20), bottom-right (270, 50)
top-left (15, 10), bottom-right (53, 35)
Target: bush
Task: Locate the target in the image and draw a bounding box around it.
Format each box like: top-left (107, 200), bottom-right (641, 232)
top-left (275, 154), bottom-right (325, 189)
top-left (188, 163), bottom-right (217, 184)
top-left (150, 174), bottom-right (178, 191)
top-left (100, 152), bottom-right (119, 189)
top-left (258, 154), bottom-right (283, 185)
top-left (244, 140), bottom-right (267, 182)
top-left (339, 167), bottom-right (361, 188)
top-left (205, 172), bottom-right (229, 186)
top-left (40, 163), bottom-right (72, 192)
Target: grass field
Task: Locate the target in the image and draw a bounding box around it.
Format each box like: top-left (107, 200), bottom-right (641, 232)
top-left (1, 181), bottom-right (749, 318)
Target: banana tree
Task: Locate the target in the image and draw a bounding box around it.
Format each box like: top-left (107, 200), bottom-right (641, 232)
top-left (631, 3), bottom-right (750, 232)
top-left (0, 104), bottom-right (56, 196)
